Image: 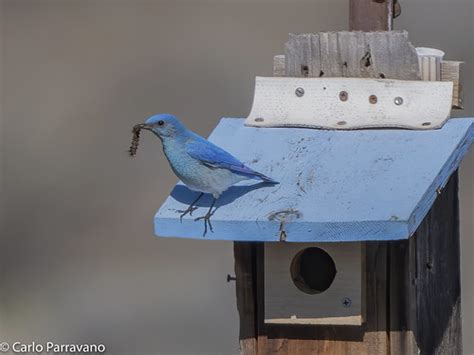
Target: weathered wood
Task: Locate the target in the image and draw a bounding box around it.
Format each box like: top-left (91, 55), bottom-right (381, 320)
top-left (246, 76), bottom-right (453, 130)
top-left (274, 54), bottom-right (464, 108)
top-left (349, 0), bottom-right (394, 31)
top-left (363, 242), bottom-right (390, 354)
top-left (413, 172), bottom-right (462, 354)
top-left (388, 235), bottom-right (418, 354)
top-left (234, 242), bottom-right (258, 354)
top-left (387, 172), bottom-right (462, 354)
top-left (284, 31), bottom-right (420, 80)
top-left (442, 61), bottom-right (464, 109)
top-left (272, 55), bottom-right (285, 77)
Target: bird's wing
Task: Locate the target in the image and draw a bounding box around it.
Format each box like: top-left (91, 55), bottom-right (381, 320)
top-left (186, 137), bottom-right (254, 174)
top-left (185, 137), bottom-right (277, 184)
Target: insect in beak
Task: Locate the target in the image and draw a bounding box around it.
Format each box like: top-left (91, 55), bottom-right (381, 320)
top-left (129, 123), bottom-right (151, 157)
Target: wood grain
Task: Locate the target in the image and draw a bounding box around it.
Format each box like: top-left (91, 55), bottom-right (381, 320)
top-left (284, 31), bottom-right (420, 80)
top-left (234, 242), bottom-right (257, 354)
top-left (441, 60), bottom-right (464, 109)
top-left (274, 54), bottom-right (464, 108)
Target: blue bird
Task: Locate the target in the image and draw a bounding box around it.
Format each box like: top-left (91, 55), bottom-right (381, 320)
top-left (135, 113), bottom-right (278, 235)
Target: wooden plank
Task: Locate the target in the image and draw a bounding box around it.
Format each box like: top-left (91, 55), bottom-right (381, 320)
top-left (441, 61), bottom-right (464, 109)
top-left (272, 55), bottom-right (285, 77)
top-left (388, 236), bottom-right (418, 354)
top-left (273, 55), bottom-right (463, 107)
top-left (349, 0), bottom-right (394, 31)
top-left (234, 242), bottom-right (258, 355)
top-left (285, 31), bottom-right (420, 80)
top-left (264, 242), bottom-right (362, 325)
top-left (154, 117), bottom-right (474, 242)
top-left (413, 172), bottom-right (462, 353)
top-left (363, 242), bottom-right (390, 355)
top-left (387, 172), bottom-right (462, 354)
top-left (245, 77), bottom-right (453, 130)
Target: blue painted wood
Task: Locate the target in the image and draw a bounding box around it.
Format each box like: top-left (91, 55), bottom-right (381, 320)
top-left (154, 118), bottom-right (474, 242)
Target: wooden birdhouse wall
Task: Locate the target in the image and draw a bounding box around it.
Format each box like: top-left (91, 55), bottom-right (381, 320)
top-left (234, 173), bottom-right (462, 355)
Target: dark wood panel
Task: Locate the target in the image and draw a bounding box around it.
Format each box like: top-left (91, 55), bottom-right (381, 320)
top-left (349, 0), bottom-right (394, 31)
top-left (414, 172), bottom-right (462, 354)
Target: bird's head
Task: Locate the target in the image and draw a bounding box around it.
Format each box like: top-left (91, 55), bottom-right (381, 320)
top-left (138, 113), bottom-right (187, 139)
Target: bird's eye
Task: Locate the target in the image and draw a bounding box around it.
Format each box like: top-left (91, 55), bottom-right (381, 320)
top-left (157, 120), bottom-right (165, 126)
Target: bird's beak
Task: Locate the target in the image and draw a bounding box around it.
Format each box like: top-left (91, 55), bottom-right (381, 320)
top-left (134, 123), bottom-right (152, 131)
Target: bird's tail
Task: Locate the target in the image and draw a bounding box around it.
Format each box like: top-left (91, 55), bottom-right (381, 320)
top-left (252, 171), bottom-right (279, 184)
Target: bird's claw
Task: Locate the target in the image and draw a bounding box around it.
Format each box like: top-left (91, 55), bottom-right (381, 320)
top-left (178, 206), bottom-right (198, 222)
top-left (195, 211), bottom-right (215, 237)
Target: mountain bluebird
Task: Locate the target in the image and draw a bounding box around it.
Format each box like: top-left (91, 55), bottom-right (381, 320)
top-left (134, 113), bottom-right (278, 235)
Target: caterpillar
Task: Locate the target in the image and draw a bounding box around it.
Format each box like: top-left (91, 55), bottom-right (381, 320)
top-left (128, 124), bottom-right (142, 157)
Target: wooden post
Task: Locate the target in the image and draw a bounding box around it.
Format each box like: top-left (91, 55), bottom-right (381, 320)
top-left (350, 0), bottom-right (394, 31)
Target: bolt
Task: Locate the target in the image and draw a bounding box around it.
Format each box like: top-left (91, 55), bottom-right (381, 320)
top-left (342, 297), bottom-right (352, 308)
top-left (295, 87), bottom-right (305, 97)
top-left (394, 97), bottom-right (403, 105)
top-left (227, 274), bottom-right (236, 282)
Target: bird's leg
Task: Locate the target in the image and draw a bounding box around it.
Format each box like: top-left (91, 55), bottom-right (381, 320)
top-left (194, 197), bottom-right (217, 237)
top-left (177, 192), bottom-right (204, 222)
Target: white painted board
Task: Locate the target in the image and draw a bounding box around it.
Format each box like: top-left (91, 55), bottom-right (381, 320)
top-left (245, 77), bottom-right (453, 130)
top-left (264, 242), bottom-right (362, 325)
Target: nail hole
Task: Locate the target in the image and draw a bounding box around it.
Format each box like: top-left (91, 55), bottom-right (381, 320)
top-left (337, 121), bottom-right (347, 125)
top-left (254, 117), bottom-right (264, 122)
top-left (379, 73), bottom-right (386, 78)
top-left (361, 51), bottom-right (372, 67)
top-left (369, 95), bottom-right (378, 104)
top-left (301, 65), bottom-right (309, 77)
top-left (319, 70), bottom-right (324, 77)
top-left (343, 61), bottom-right (348, 68)
top-left (422, 122), bottom-right (431, 126)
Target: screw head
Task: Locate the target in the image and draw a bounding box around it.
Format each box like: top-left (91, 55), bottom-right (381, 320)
top-left (339, 91), bottom-right (348, 101)
top-left (342, 297), bottom-right (352, 307)
top-left (394, 97), bottom-right (403, 105)
top-left (369, 94), bottom-right (378, 104)
top-left (295, 87), bottom-right (305, 97)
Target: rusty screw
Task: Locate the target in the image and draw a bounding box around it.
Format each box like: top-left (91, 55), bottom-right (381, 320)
top-left (339, 91), bottom-right (348, 102)
top-left (369, 95), bottom-right (378, 104)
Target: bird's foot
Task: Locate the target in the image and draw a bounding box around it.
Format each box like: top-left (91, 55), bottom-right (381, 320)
top-left (194, 210), bottom-right (215, 237)
top-left (177, 205), bottom-right (199, 222)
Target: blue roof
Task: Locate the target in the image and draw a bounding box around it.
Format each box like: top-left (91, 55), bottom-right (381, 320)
top-left (154, 117), bottom-right (474, 242)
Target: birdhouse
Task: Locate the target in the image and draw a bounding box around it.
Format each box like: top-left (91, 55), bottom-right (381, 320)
top-left (152, 30), bottom-right (472, 355)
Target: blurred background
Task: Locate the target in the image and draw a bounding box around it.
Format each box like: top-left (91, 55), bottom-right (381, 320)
top-left (0, 0), bottom-right (472, 354)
